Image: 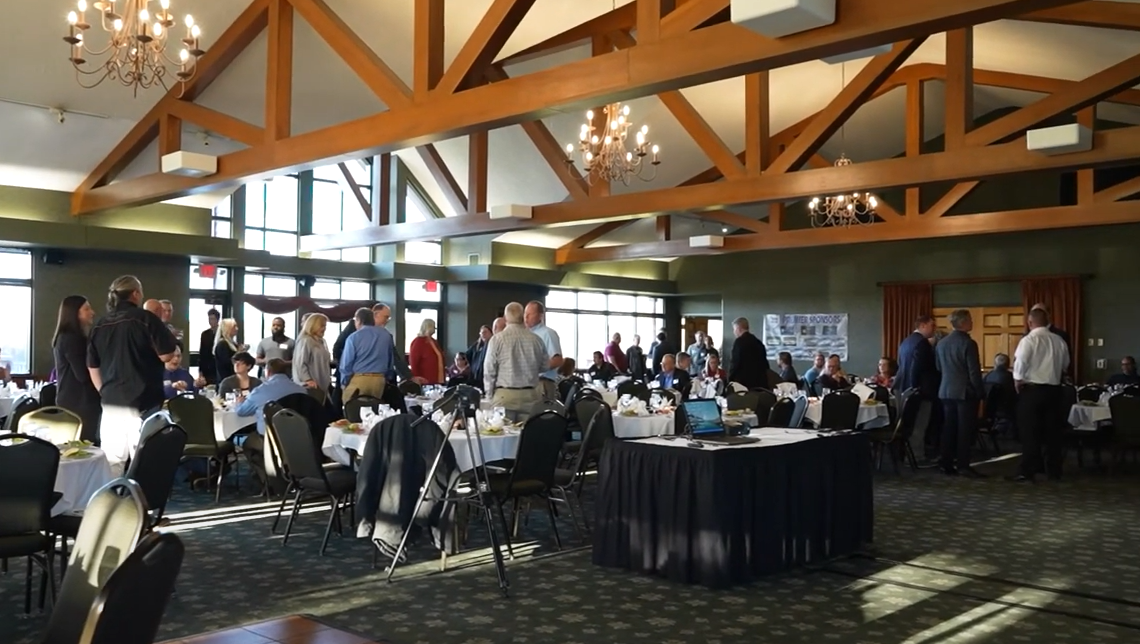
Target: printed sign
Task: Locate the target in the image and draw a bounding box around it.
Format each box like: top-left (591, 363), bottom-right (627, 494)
top-left (762, 313), bottom-right (849, 361)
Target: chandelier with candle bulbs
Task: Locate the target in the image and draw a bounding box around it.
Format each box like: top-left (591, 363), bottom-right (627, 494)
top-left (564, 102), bottom-right (660, 185)
top-left (808, 154), bottom-right (878, 227)
top-left (64, 0), bottom-right (206, 96)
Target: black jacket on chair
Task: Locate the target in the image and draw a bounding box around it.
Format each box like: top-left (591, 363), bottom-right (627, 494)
top-left (356, 414), bottom-right (460, 554)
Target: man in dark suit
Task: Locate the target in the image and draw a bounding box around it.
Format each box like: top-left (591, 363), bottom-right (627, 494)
top-left (728, 317), bottom-right (769, 390)
top-left (654, 354), bottom-right (691, 396)
top-left (650, 331), bottom-right (673, 376)
top-left (935, 309), bottom-right (986, 478)
top-left (465, 325), bottom-right (492, 384)
top-left (895, 315), bottom-right (939, 460)
top-left (1030, 303), bottom-right (1072, 379)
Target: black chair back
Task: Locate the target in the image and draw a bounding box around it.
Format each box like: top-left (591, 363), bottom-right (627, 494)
top-left (767, 397), bottom-right (796, 427)
top-left (1124, 384), bottom-right (1140, 397)
top-left (573, 396), bottom-right (603, 440)
top-left (270, 408), bottom-right (327, 482)
top-left (897, 388), bottom-right (932, 443)
top-left (572, 387), bottom-right (604, 405)
top-left (982, 382), bottom-right (1004, 422)
top-left (39, 382), bottom-right (57, 408)
top-left (752, 389), bottom-right (777, 419)
top-left (1109, 393), bottom-right (1140, 448)
top-left (398, 380), bottom-right (423, 397)
top-left (580, 400), bottom-right (615, 451)
top-left (616, 380), bottom-right (651, 403)
top-left (3, 394), bottom-right (40, 433)
top-left (558, 376), bottom-right (584, 404)
top-left (277, 391), bottom-right (329, 439)
top-left (531, 399), bottom-right (568, 417)
top-left (139, 410), bottom-right (175, 443)
top-left (789, 395), bottom-right (809, 428)
top-left (507, 412), bottom-right (567, 491)
top-left (43, 479), bottom-right (148, 644)
top-left (344, 395), bottom-right (383, 423)
top-left (261, 401), bottom-right (289, 483)
top-left (0, 434), bottom-right (59, 539)
top-left (81, 532), bottom-right (184, 644)
top-left (1077, 385), bottom-right (1106, 403)
top-left (126, 423), bottom-right (188, 527)
top-left (820, 390), bottom-right (861, 430)
top-left (869, 384), bottom-right (891, 404)
top-left (726, 390), bottom-right (761, 412)
top-left (166, 394), bottom-right (215, 448)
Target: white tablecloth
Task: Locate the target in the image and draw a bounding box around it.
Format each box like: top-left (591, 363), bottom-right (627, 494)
top-left (214, 410), bottom-right (248, 440)
top-left (322, 425), bottom-right (521, 472)
top-left (0, 397), bottom-right (12, 419)
top-left (612, 412), bottom-right (675, 438)
top-left (585, 388), bottom-right (619, 407)
top-left (724, 411), bottom-right (760, 428)
top-left (53, 448), bottom-right (114, 517)
top-left (1069, 403), bottom-right (1111, 431)
top-left (803, 400), bottom-right (890, 429)
top-left (405, 396), bottom-right (493, 413)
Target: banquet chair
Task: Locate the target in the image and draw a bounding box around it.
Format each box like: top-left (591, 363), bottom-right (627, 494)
top-left (551, 404), bottom-right (601, 542)
top-left (1077, 385), bottom-right (1106, 403)
top-left (869, 389), bottom-right (925, 474)
top-left (819, 390), bottom-right (861, 430)
top-left (1123, 385), bottom-right (1140, 397)
top-left (0, 434), bottom-right (59, 613)
top-left (486, 411), bottom-right (568, 557)
top-left (3, 394), bottom-right (40, 433)
top-left (39, 382), bottom-right (57, 408)
top-left (19, 406), bottom-right (83, 444)
top-left (531, 399), bottom-right (567, 418)
top-left (276, 392), bottom-right (330, 459)
top-left (558, 376), bottom-right (585, 406)
top-left (615, 380), bottom-right (651, 403)
top-left (975, 384), bottom-right (1006, 456)
top-left (169, 393), bottom-right (238, 502)
top-left (751, 389), bottom-right (777, 421)
top-left (262, 401), bottom-right (293, 510)
top-left (1108, 393), bottom-right (1140, 471)
top-left (398, 380), bottom-right (424, 397)
top-left (869, 384), bottom-right (892, 404)
top-left (789, 396), bottom-right (809, 428)
top-left (139, 410), bottom-right (175, 444)
top-left (344, 395), bottom-right (383, 423)
top-left (726, 390), bottom-right (761, 413)
top-left (67, 532), bottom-right (184, 644)
top-left (728, 382), bottom-right (748, 394)
top-left (270, 408), bottom-right (356, 555)
top-left (40, 478), bottom-right (148, 644)
top-left (767, 397), bottom-right (796, 428)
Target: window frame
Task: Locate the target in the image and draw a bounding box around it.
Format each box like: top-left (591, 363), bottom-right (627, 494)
top-left (544, 289), bottom-right (665, 367)
top-left (0, 249), bottom-right (34, 375)
top-left (243, 176), bottom-right (301, 256)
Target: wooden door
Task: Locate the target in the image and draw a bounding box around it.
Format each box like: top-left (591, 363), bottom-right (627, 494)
top-left (681, 317), bottom-right (710, 349)
top-left (933, 306), bottom-right (1024, 369)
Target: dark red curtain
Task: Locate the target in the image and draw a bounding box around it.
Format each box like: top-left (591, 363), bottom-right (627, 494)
top-left (243, 295), bottom-right (374, 324)
top-left (1022, 277), bottom-right (1082, 380)
top-left (882, 284), bottom-right (933, 359)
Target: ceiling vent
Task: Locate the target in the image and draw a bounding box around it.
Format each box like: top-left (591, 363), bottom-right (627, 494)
top-left (161, 151), bottom-right (217, 177)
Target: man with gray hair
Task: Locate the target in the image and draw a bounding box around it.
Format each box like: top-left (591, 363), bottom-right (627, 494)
top-left (728, 316), bottom-right (769, 390)
top-left (492, 316), bottom-right (507, 334)
top-left (935, 309), bottom-right (986, 478)
top-left (484, 302), bottom-right (547, 421)
top-left (341, 306), bottom-right (396, 402)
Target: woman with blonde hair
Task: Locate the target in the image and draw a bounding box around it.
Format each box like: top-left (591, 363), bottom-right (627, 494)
top-left (409, 318), bottom-right (445, 384)
top-left (293, 312), bottom-right (332, 396)
top-left (213, 318), bottom-right (244, 382)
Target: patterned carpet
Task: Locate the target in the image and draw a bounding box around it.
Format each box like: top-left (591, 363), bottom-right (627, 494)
top-left (2, 452), bottom-right (1139, 644)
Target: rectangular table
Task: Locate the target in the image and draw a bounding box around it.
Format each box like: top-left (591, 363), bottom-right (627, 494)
top-left (592, 427), bottom-right (874, 588)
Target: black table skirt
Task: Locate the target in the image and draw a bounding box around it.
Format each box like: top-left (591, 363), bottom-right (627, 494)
top-left (591, 434), bottom-right (874, 588)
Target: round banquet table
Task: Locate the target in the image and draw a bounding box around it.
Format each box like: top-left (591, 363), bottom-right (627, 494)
top-left (323, 424), bottom-right (520, 472)
top-left (214, 409), bottom-right (249, 440)
top-left (803, 400), bottom-right (890, 429)
top-left (1068, 403), bottom-right (1112, 431)
top-left (612, 412), bottom-right (676, 438)
top-left (53, 448), bottom-right (114, 517)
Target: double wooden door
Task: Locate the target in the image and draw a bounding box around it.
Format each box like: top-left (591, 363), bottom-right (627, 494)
top-left (932, 306), bottom-right (1024, 370)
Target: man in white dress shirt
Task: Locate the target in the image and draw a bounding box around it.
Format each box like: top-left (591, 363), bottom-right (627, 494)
top-left (1010, 308), bottom-right (1070, 483)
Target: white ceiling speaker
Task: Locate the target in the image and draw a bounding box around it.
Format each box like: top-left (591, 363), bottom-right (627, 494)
top-left (731, 0), bottom-right (836, 39)
top-left (689, 235), bottom-right (725, 249)
top-left (161, 151), bottom-right (217, 177)
top-left (822, 45), bottom-right (892, 64)
top-left (489, 204), bottom-right (532, 220)
top-left (1026, 123), bottom-right (1093, 156)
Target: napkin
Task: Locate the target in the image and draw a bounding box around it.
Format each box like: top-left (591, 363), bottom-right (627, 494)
top-left (850, 382), bottom-right (876, 401)
top-left (360, 404), bottom-right (399, 430)
top-left (775, 382), bottom-right (799, 398)
top-left (617, 395), bottom-right (649, 417)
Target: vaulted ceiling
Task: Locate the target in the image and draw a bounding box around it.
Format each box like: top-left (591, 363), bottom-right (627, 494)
top-left (3, 1), bottom-right (1140, 252)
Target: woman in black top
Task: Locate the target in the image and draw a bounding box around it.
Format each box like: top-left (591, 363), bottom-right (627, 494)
top-left (52, 295), bottom-right (101, 443)
top-left (213, 318), bottom-right (244, 382)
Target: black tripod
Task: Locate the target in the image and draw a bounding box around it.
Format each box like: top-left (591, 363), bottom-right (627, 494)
top-left (383, 385), bottom-right (510, 596)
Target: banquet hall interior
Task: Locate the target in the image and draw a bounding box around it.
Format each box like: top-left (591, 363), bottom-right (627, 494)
top-left (2, 1), bottom-right (1140, 642)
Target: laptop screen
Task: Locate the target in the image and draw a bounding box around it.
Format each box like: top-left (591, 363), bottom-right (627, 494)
top-left (682, 399), bottom-right (723, 435)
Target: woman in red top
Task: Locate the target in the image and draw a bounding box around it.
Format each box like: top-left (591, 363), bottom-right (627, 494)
top-left (409, 318), bottom-right (445, 384)
top-left (702, 352), bottom-right (728, 380)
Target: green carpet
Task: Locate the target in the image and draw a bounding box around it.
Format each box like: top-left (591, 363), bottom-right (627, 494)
top-left (2, 455), bottom-right (1139, 644)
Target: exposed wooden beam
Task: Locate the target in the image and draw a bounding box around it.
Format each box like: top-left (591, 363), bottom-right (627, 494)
top-left (744, 72), bottom-right (770, 175)
top-left (1095, 175), bottom-right (1140, 203)
top-left (414, 0), bottom-right (445, 97)
top-left (416, 145), bottom-right (467, 216)
top-left (468, 131), bottom-right (489, 215)
top-left (499, 3), bottom-right (636, 65)
top-left (924, 181), bottom-right (980, 218)
top-left (336, 162), bottom-right (371, 220)
top-left (559, 201), bottom-right (1140, 263)
top-left (905, 78), bottom-right (924, 216)
top-left (767, 39), bottom-right (925, 174)
top-left (1077, 106), bottom-right (1095, 205)
top-left (588, 35), bottom-right (611, 199)
top-left (693, 210), bottom-right (768, 233)
top-left (660, 0), bottom-right (729, 37)
top-left (289, 0), bottom-right (412, 108)
top-left (436, 0), bottom-right (537, 94)
top-left (637, 0), bottom-right (665, 43)
top-left (158, 114), bottom-right (181, 159)
top-left (968, 65), bottom-right (1140, 107)
top-left (77, 0), bottom-right (1082, 214)
top-left (553, 221), bottom-right (632, 264)
top-left (302, 123), bottom-right (1140, 251)
top-left (266, 0), bottom-right (293, 142)
top-left (657, 215), bottom-right (672, 241)
top-left (967, 52), bottom-right (1140, 147)
top-left (165, 102), bottom-right (265, 146)
top-left (72, 0), bottom-right (269, 199)
top-left (944, 28), bottom-right (973, 150)
top-left (1019, 1), bottom-right (1140, 31)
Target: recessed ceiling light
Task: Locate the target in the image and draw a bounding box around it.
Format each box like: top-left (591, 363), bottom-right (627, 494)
top-left (722, 227), bottom-right (728, 233)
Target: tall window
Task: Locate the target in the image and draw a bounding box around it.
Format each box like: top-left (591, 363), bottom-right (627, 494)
top-left (403, 279), bottom-right (441, 352)
top-left (310, 163), bottom-right (372, 263)
top-left (211, 194), bottom-right (232, 239)
top-left (0, 250), bottom-right (32, 374)
top-left (544, 289), bottom-right (664, 366)
top-left (403, 190), bottom-right (442, 265)
top-left (243, 274), bottom-right (298, 345)
top-left (244, 176), bottom-right (299, 256)
top-left (311, 279), bottom-right (372, 338)
top-left (189, 263), bottom-right (231, 366)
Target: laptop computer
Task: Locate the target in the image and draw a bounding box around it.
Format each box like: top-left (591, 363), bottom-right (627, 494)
top-left (680, 399), bottom-right (758, 445)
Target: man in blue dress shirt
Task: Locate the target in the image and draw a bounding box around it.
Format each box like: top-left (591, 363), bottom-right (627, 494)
top-left (341, 307), bottom-right (397, 402)
top-left (525, 300), bottom-right (563, 401)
